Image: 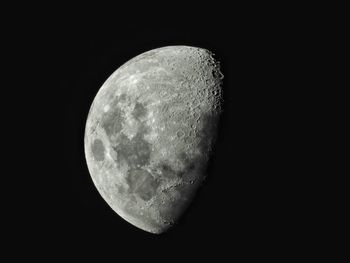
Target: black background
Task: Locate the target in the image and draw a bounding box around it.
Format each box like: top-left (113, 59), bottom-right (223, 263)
top-left (4, 4), bottom-right (317, 260)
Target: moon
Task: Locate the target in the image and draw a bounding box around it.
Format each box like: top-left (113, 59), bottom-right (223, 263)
top-left (84, 46), bottom-right (223, 234)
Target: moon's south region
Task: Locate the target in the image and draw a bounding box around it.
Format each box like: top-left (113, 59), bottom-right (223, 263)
top-left (84, 46), bottom-right (223, 234)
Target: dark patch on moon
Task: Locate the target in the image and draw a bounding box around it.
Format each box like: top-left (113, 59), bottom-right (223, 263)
top-left (158, 162), bottom-right (177, 179)
top-left (116, 184), bottom-right (126, 194)
top-left (126, 169), bottom-right (159, 201)
top-left (132, 102), bottom-right (147, 120)
top-left (113, 124), bottom-right (151, 168)
top-left (119, 93), bottom-right (127, 101)
top-left (176, 152), bottom-right (198, 178)
top-left (156, 153), bottom-right (200, 181)
top-left (178, 152), bottom-right (191, 167)
top-left (91, 139), bottom-right (105, 161)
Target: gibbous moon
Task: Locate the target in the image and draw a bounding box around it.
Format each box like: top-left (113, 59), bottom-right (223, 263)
top-left (84, 46), bottom-right (223, 234)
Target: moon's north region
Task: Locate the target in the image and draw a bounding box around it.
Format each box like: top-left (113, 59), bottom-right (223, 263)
top-left (84, 46), bottom-right (223, 234)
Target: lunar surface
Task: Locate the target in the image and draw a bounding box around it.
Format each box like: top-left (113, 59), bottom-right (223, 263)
top-left (84, 46), bottom-right (223, 234)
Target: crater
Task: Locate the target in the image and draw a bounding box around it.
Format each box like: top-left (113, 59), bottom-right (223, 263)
top-left (176, 130), bottom-right (185, 138)
top-left (91, 139), bottom-right (105, 161)
top-left (212, 68), bottom-right (224, 80)
top-left (126, 169), bottom-right (159, 201)
top-left (178, 152), bottom-right (190, 166)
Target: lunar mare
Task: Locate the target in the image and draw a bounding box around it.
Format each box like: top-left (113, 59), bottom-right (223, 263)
top-left (84, 46), bottom-right (223, 234)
